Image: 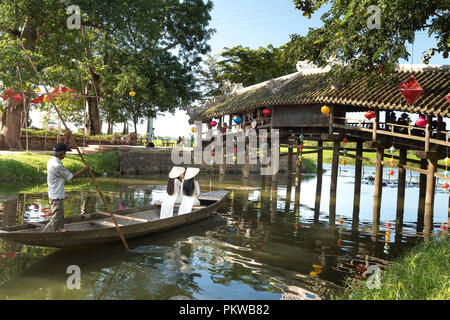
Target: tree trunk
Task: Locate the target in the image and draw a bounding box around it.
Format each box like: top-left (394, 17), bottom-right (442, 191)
top-left (107, 120), bottom-right (113, 134)
top-left (84, 79), bottom-right (102, 135)
top-left (0, 96), bottom-right (24, 150)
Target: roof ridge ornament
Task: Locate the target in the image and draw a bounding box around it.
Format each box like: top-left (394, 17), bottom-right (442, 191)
top-left (221, 80), bottom-right (243, 97)
top-left (296, 60), bottom-right (331, 75)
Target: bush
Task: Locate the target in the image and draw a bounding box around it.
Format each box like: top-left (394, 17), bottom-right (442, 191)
top-left (0, 151), bottom-right (120, 180)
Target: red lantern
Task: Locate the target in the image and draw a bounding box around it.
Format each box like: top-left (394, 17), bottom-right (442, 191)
top-left (386, 222), bottom-right (392, 227)
top-left (210, 121), bottom-right (217, 127)
top-left (447, 94), bottom-right (450, 104)
top-left (443, 183), bottom-right (449, 189)
top-left (389, 169), bottom-right (395, 176)
top-left (31, 95), bottom-right (45, 104)
top-left (397, 75), bottom-right (423, 105)
top-left (415, 117), bottom-right (427, 128)
top-left (13, 93), bottom-right (22, 103)
top-left (61, 86), bottom-right (68, 93)
top-left (70, 88), bottom-right (76, 93)
top-left (298, 145), bottom-right (303, 150)
top-left (211, 152), bottom-right (215, 157)
top-left (233, 148), bottom-right (237, 152)
top-left (364, 111), bottom-right (375, 120)
top-left (262, 108), bottom-right (271, 116)
top-left (343, 138), bottom-right (349, 143)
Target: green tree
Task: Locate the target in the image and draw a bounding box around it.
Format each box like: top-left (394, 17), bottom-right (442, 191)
top-left (0, 0), bottom-right (214, 149)
top-left (288, 0), bottom-right (449, 86)
top-left (208, 44), bottom-right (297, 91)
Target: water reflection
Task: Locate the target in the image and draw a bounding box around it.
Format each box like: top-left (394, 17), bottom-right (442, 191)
top-left (0, 168), bottom-right (447, 300)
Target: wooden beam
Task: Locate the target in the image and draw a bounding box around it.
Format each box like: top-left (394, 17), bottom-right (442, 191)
top-left (333, 123), bottom-right (450, 147)
top-left (315, 140), bottom-right (323, 215)
top-left (96, 211), bottom-right (148, 223)
top-left (373, 145), bottom-right (383, 227)
top-left (396, 149), bottom-right (407, 227)
top-left (340, 152), bottom-right (447, 179)
top-left (353, 141), bottom-right (363, 219)
top-left (417, 159), bottom-right (427, 232)
top-left (329, 141), bottom-right (340, 224)
top-left (28, 222), bottom-right (46, 228)
top-left (424, 159), bottom-right (437, 241)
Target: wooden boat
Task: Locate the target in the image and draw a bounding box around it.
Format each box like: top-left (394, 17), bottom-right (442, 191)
top-left (0, 190), bottom-right (228, 248)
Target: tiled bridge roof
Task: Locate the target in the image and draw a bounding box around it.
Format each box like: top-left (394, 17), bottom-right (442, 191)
top-left (192, 66), bottom-right (449, 121)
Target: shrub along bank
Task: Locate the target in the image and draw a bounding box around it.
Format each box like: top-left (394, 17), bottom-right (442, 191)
top-left (0, 151), bottom-right (120, 181)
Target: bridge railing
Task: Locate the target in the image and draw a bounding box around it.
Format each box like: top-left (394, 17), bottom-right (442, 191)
top-left (333, 116), bottom-right (449, 148)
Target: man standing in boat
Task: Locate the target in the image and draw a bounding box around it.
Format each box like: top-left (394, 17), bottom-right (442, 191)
top-left (43, 142), bottom-right (90, 232)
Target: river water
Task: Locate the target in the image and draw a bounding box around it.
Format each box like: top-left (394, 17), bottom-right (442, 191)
top-left (0, 164), bottom-right (448, 300)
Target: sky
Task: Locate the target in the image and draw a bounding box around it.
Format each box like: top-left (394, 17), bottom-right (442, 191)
top-left (30, 0), bottom-right (448, 139)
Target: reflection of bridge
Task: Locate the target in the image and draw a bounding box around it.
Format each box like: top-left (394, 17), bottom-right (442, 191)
top-left (190, 64), bottom-right (449, 240)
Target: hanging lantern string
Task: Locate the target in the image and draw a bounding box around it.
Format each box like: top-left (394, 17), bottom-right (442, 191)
top-left (17, 38), bottom-right (130, 252)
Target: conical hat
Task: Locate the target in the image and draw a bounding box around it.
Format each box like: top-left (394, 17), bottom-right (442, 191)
top-left (169, 166), bottom-right (185, 179)
top-left (184, 167), bottom-right (200, 180)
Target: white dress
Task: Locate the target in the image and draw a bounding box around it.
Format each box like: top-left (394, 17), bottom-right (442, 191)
top-left (160, 179), bottom-right (182, 219)
top-left (178, 181), bottom-right (201, 215)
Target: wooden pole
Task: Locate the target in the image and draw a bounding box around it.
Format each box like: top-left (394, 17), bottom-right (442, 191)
top-left (328, 106), bottom-right (334, 135)
top-left (294, 150), bottom-right (302, 209)
top-left (417, 159), bottom-right (427, 232)
top-left (373, 145), bottom-right (383, 228)
top-left (395, 148), bottom-right (407, 227)
top-left (315, 140), bottom-right (323, 215)
top-left (219, 116), bottom-right (225, 175)
top-left (287, 145), bottom-right (293, 180)
top-left (424, 159), bottom-right (437, 241)
top-left (18, 39), bottom-right (130, 251)
top-left (352, 141), bottom-right (363, 221)
top-left (329, 141), bottom-right (340, 223)
top-left (372, 108), bottom-right (379, 142)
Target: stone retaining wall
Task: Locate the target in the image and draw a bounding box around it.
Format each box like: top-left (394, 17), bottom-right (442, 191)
top-left (120, 149), bottom-right (312, 175)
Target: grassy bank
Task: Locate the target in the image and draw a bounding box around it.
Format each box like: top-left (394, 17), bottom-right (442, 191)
top-left (0, 151), bottom-right (120, 181)
top-left (333, 236), bottom-right (450, 300)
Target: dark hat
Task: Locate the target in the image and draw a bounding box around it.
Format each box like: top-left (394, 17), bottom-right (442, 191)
top-left (53, 143), bottom-right (72, 152)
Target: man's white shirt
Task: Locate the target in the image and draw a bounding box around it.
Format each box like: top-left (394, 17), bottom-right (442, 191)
top-left (47, 156), bottom-right (73, 200)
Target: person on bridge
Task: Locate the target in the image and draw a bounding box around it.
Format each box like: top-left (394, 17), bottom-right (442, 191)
top-left (43, 142), bottom-right (90, 232)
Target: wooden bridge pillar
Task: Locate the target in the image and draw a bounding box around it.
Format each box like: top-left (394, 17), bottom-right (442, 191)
top-left (417, 159), bottom-right (427, 232)
top-left (314, 140), bottom-right (323, 216)
top-left (294, 146), bottom-right (302, 209)
top-left (219, 116), bottom-right (225, 175)
top-left (242, 113), bottom-right (250, 178)
top-left (295, 146), bottom-right (302, 187)
top-left (352, 141), bottom-right (363, 220)
top-left (287, 137), bottom-right (293, 185)
top-left (372, 145), bottom-right (383, 227)
top-left (424, 158), bottom-right (437, 241)
top-left (395, 148), bottom-right (407, 227)
top-left (329, 141), bottom-right (340, 224)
